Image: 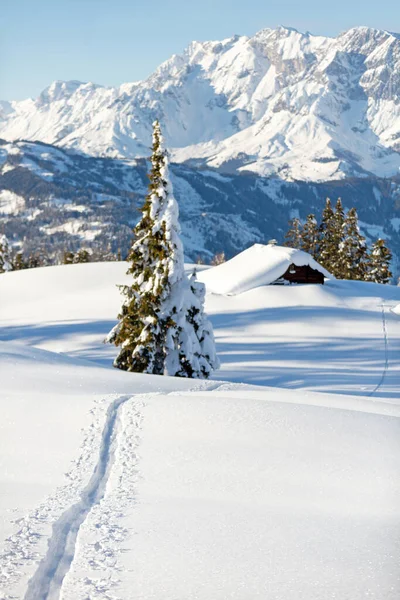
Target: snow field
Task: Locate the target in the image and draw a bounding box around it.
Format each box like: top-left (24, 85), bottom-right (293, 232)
top-left (1, 262), bottom-right (399, 396)
top-left (0, 342), bottom-right (200, 600)
top-left (1, 262), bottom-right (400, 598)
top-left (109, 391), bottom-right (400, 600)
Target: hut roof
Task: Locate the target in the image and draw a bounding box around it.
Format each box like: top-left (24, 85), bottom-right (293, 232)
top-left (199, 244), bottom-right (333, 295)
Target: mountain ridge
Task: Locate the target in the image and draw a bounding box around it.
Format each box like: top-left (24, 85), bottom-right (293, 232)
top-left (1, 26), bottom-right (400, 182)
top-left (1, 138), bottom-right (399, 276)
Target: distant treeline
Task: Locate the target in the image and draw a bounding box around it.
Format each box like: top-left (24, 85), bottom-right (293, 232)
top-left (0, 235), bottom-right (227, 273)
top-left (0, 239), bottom-right (123, 273)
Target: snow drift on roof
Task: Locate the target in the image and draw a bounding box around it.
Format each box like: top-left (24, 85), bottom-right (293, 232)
top-left (198, 244), bottom-right (333, 295)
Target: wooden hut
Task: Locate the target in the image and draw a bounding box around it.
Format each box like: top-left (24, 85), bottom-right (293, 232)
top-left (282, 263), bottom-right (325, 285)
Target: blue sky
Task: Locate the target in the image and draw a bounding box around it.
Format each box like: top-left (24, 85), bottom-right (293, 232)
top-left (2, 0), bottom-right (400, 100)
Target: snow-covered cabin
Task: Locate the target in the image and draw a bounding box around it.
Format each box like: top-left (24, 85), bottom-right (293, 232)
top-left (199, 244), bottom-right (332, 295)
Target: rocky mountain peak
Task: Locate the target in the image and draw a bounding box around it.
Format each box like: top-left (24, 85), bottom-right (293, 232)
top-left (0, 26), bottom-right (399, 182)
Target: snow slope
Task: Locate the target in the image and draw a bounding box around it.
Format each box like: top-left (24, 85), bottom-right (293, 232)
top-left (1, 27), bottom-right (400, 180)
top-left (0, 342), bottom-right (202, 600)
top-left (198, 243), bottom-right (332, 294)
top-left (1, 263), bottom-right (400, 599)
top-left (1, 261), bottom-right (399, 396)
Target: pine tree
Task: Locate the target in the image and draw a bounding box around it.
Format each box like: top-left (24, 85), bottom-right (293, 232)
top-left (27, 254), bottom-right (42, 269)
top-left (174, 270), bottom-right (220, 378)
top-left (211, 251), bottom-right (226, 266)
top-left (340, 207), bottom-right (368, 280)
top-left (12, 250), bottom-right (27, 271)
top-left (26, 248), bottom-right (49, 268)
top-left (63, 250), bottom-right (75, 265)
top-left (301, 214), bottom-right (319, 259)
top-left (107, 120), bottom-right (218, 378)
top-left (331, 198), bottom-right (346, 277)
top-left (0, 234), bottom-right (12, 273)
top-left (365, 239), bottom-right (392, 284)
top-left (73, 248), bottom-right (92, 263)
top-left (284, 217), bottom-right (303, 249)
top-left (318, 198), bottom-right (337, 272)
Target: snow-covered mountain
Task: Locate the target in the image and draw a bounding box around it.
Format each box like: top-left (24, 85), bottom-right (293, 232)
top-left (1, 26), bottom-right (400, 181)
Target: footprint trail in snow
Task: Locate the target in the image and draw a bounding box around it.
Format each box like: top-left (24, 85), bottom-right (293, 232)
top-left (23, 395), bottom-right (144, 600)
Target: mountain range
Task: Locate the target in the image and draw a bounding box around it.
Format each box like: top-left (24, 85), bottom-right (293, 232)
top-left (0, 26), bottom-right (399, 270)
top-left (2, 26), bottom-right (400, 180)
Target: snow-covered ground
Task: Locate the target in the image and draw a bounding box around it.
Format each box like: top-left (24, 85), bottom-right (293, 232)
top-left (1, 262), bottom-right (400, 599)
top-left (1, 261), bottom-right (399, 397)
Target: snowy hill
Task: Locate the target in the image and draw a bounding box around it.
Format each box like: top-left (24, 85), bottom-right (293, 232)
top-left (1, 261), bottom-right (399, 394)
top-left (1, 26), bottom-right (400, 181)
top-left (1, 263), bottom-right (400, 598)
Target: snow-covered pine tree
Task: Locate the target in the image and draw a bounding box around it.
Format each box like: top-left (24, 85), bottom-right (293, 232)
top-left (284, 217), bottom-right (302, 249)
top-left (162, 270), bottom-right (219, 379)
top-left (211, 251), bottom-right (226, 266)
top-left (26, 247), bottom-right (50, 268)
top-left (330, 198), bottom-right (346, 278)
top-left (27, 253), bottom-right (42, 269)
top-left (63, 250), bottom-right (75, 265)
top-left (107, 121), bottom-right (218, 378)
top-left (0, 234), bottom-right (12, 273)
top-left (12, 250), bottom-right (26, 271)
top-left (73, 248), bottom-right (92, 263)
top-left (365, 239), bottom-right (392, 284)
top-left (340, 207), bottom-right (368, 280)
top-left (318, 198), bottom-right (336, 272)
top-left (175, 270), bottom-right (220, 378)
top-left (301, 214), bottom-right (319, 259)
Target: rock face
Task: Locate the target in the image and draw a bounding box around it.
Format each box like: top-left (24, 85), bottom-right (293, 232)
top-left (1, 26), bottom-right (400, 181)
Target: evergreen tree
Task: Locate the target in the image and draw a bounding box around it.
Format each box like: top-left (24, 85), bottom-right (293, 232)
top-left (331, 198), bottom-right (346, 278)
top-left (284, 217), bottom-right (303, 249)
top-left (27, 254), bottom-right (42, 269)
top-left (340, 207), bottom-right (368, 280)
top-left (318, 198), bottom-right (336, 272)
top-left (301, 214), bottom-right (319, 259)
top-left (26, 248), bottom-right (50, 268)
top-left (190, 271), bottom-right (220, 377)
top-left (365, 239), bottom-right (392, 284)
top-left (174, 270), bottom-right (220, 378)
top-left (211, 251), bottom-right (226, 266)
top-left (0, 234), bottom-right (12, 273)
top-left (12, 250), bottom-right (27, 271)
top-left (333, 198), bottom-right (345, 233)
top-left (73, 248), bottom-right (92, 263)
top-left (107, 121), bottom-right (218, 378)
top-left (63, 250), bottom-right (75, 264)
